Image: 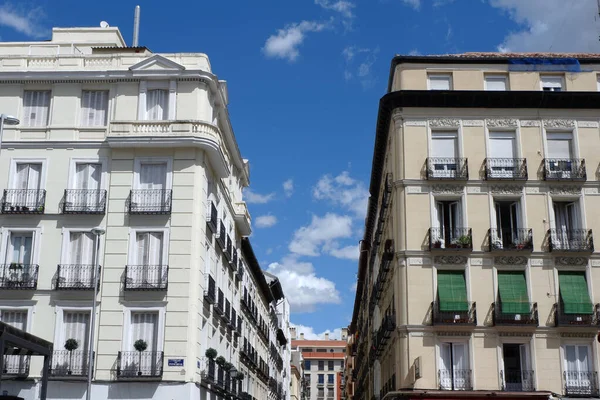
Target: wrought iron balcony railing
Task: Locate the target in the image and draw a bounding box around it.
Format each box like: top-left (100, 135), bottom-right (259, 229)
top-left (225, 235), bottom-right (233, 262)
top-left (1, 189), bottom-right (46, 214)
top-left (485, 158), bottom-right (528, 180)
top-left (3, 355), bottom-right (30, 377)
top-left (124, 265), bottom-right (168, 290)
top-left (204, 275), bottom-right (216, 304)
top-left (48, 350), bottom-right (92, 377)
top-left (215, 288), bottom-right (225, 316)
top-left (439, 369), bottom-right (472, 390)
top-left (548, 229), bottom-right (594, 252)
top-left (502, 369), bottom-right (535, 392)
top-left (224, 300), bottom-right (231, 323)
top-left (426, 158), bottom-right (469, 180)
top-left (200, 357), bottom-right (216, 383)
top-left (554, 302), bottom-right (599, 327)
top-left (128, 189), bottom-right (172, 214)
top-left (489, 228), bottom-right (533, 252)
top-left (564, 371), bottom-right (599, 397)
top-left (0, 264), bottom-right (38, 289)
top-left (493, 302), bottom-right (538, 326)
top-left (373, 314), bottom-right (396, 359)
top-left (432, 301), bottom-right (477, 326)
top-left (117, 351), bottom-right (163, 378)
top-left (55, 265), bottom-right (99, 290)
top-left (429, 227), bottom-right (472, 250)
top-left (62, 189), bottom-right (107, 214)
top-left (543, 158), bottom-right (586, 181)
top-left (216, 220), bottom-right (226, 250)
top-left (207, 200), bottom-right (218, 233)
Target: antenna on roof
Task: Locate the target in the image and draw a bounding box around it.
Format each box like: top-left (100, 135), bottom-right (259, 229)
top-left (132, 5), bottom-right (141, 47)
top-left (100, 21), bottom-right (109, 28)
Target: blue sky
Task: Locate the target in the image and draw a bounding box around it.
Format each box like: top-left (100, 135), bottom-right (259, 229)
top-left (1, 0), bottom-right (598, 339)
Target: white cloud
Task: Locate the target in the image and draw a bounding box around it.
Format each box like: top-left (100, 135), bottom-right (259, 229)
top-left (408, 49), bottom-right (421, 56)
top-left (291, 323), bottom-right (343, 340)
top-left (401, 0), bottom-right (421, 10)
top-left (313, 171), bottom-right (369, 218)
top-left (262, 20), bottom-right (330, 62)
top-left (342, 46), bottom-right (379, 89)
top-left (0, 3), bottom-right (47, 38)
top-left (490, 0), bottom-right (600, 52)
top-left (244, 188), bottom-right (276, 204)
top-left (255, 215), bottom-right (278, 228)
top-left (315, 0), bottom-right (355, 19)
top-left (350, 282), bottom-right (358, 292)
top-left (328, 244), bottom-right (359, 260)
top-left (289, 213), bottom-right (353, 257)
top-left (266, 248), bottom-right (273, 255)
top-left (283, 179), bottom-right (294, 197)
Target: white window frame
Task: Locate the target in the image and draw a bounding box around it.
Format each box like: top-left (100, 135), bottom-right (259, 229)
top-left (427, 73), bottom-right (453, 90)
top-left (67, 157), bottom-right (108, 190)
top-left (560, 341), bottom-right (597, 388)
top-left (540, 75), bottom-right (564, 91)
top-left (127, 227), bottom-right (170, 266)
top-left (0, 227), bottom-right (43, 267)
top-left (435, 337), bottom-right (474, 388)
top-left (484, 74), bottom-right (509, 91)
top-left (79, 89), bottom-right (110, 127)
top-left (0, 303), bottom-right (35, 332)
top-left (121, 304), bottom-right (166, 352)
top-left (53, 303), bottom-right (94, 350)
top-left (8, 158), bottom-right (48, 190)
top-left (132, 157), bottom-right (173, 190)
top-left (137, 80), bottom-right (176, 121)
top-left (59, 227), bottom-right (105, 265)
top-left (22, 89), bottom-right (52, 127)
top-left (496, 338), bottom-right (536, 390)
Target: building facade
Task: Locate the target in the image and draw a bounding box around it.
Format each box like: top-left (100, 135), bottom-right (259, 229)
top-left (0, 26), bottom-right (289, 400)
top-left (348, 53), bottom-right (600, 400)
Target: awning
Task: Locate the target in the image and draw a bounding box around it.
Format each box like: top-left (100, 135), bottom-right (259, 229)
top-left (559, 272), bottom-right (593, 314)
top-left (437, 271), bottom-right (468, 312)
top-left (498, 272), bottom-right (530, 314)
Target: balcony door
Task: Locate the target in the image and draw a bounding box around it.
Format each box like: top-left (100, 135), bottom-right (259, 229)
top-left (564, 344), bottom-right (593, 393)
top-left (146, 89), bottom-right (169, 121)
top-left (439, 342), bottom-right (469, 390)
top-left (553, 202), bottom-right (580, 250)
top-left (74, 163), bottom-right (102, 207)
top-left (1, 310), bottom-right (28, 373)
top-left (130, 311), bottom-right (159, 373)
top-left (56, 311), bottom-right (90, 375)
top-left (138, 162), bottom-right (167, 209)
top-left (67, 232), bottom-right (95, 286)
top-left (434, 201), bottom-right (462, 247)
top-left (494, 201), bottom-right (520, 249)
top-left (431, 132), bottom-right (458, 178)
top-left (7, 232), bottom-right (33, 266)
top-left (547, 133), bottom-right (574, 178)
top-left (489, 132), bottom-right (517, 178)
top-left (134, 232), bottom-right (163, 285)
top-left (12, 163), bottom-right (42, 206)
top-left (503, 343), bottom-right (533, 391)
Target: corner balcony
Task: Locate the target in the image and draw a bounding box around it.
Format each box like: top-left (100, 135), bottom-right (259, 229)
top-left (0, 264), bottom-right (38, 289)
top-left (124, 265), bottom-right (168, 291)
top-left (48, 350), bottom-right (92, 378)
top-left (1, 189), bottom-right (46, 214)
top-left (62, 189), bottom-right (107, 214)
top-left (54, 265), bottom-right (99, 290)
top-left (128, 189), bottom-right (172, 215)
top-left (116, 351), bottom-right (163, 379)
top-left (548, 229), bottom-right (594, 252)
top-left (493, 302), bottom-right (538, 326)
top-left (432, 301), bottom-right (477, 326)
top-left (484, 158), bottom-right (528, 180)
top-left (426, 158), bottom-right (468, 180)
top-left (564, 371), bottom-right (599, 397)
top-left (3, 355), bottom-right (30, 378)
top-left (429, 228), bottom-right (472, 251)
top-left (543, 158), bottom-right (586, 181)
top-left (489, 228), bottom-right (533, 252)
top-left (554, 302), bottom-right (599, 327)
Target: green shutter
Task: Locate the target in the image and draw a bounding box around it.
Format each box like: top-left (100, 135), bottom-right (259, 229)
top-left (437, 271), bottom-right (468, 312)
top-left (559, 272), bottom-right (593, 314)
top-left (497, 272), bottom-right (530, 314)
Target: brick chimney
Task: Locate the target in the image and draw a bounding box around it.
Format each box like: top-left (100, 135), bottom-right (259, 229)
top-left (300, 332), bottom-right (304, 340)
top-left (324, 332), bottom-right (329, 340)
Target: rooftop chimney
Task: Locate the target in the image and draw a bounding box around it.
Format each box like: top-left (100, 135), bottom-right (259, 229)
top-left (290, 327), bottom-right (297, 340)
top-left (132, 5), bottom-right (141, 47)
top-left (300, 333), bottom-right (304, 340)
top-left (324, 333), bottom-right (329, 340)
top-left (342, 328), bottom-right (348, 340)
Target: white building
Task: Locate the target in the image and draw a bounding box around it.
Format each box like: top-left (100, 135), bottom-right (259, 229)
top-left (0, 26), bottom-right (289, 400)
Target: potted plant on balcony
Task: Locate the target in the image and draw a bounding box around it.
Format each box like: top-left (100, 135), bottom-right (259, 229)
top-left (223, 361), bottom-right (232, 371)
top-left (216, 355), bottom-right (226, 367)
top-left (64, 338), bottom-right (79, 375)
top-left (237, 371), bottom-right (245, 380)
top-left (456, 235), bottom-right (472, 249)
top-left (134, 339), bottom-right (148, 376)
top-left (205, 348), bottom-right (217, 360)
top-left (432, 239), bottom-right (443, 249)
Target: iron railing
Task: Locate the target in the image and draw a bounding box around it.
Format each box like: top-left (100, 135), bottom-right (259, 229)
top-left (543, 158), bottom-right (586, 181)
top-left (204, 275), bottom-right (216, 304)
top-left (225, 235), bottom-right (233, 262)
top-left (124, 265), bottom-right (168, 290)
top-left (564, 371), bottom-right (599, 397)
top-left (117, 351), bottom-right (163, 378)
top-left (502, 369), bottom-right (535, 392)
top-left (207, 201), bottom-right (218, 233)
top-left (215, 288), bottom-right (224, 316)
top-left (493, 302), bottom-right (538, 326)
top-left (128, 189), bottom-right (172, 214)
top-left (548, 229), bottom-right (594, 252)
top-left (224, 300), bottom-right (231, 323)
top-left (1, 189), bottom-right (46, 214)
top-left (62, 189), bottom-right (107, 214)
top-left (3, 355), bottom-right (30, 377)
top-left (55, 265), bottom-right (99, 290)
top-left (489, 228), bottom-right (533, 251)
top-left (200, 357), bottom-right (216, 383)
top-left (216, 220), bottom-right (226, 250)
top-left (485, 158), bottom-right (528, 180)
top-left (439, 369), bottom-right (472, 390)
top-left (48, 350), bottom-right (92, 377)
top-left (426, 158), bottom-right (469, 180)
top-left (0, 264), bottom-right (38, 289)
top-left (429, 227), bottom-right (472, 250)
top-left (554, 302), bottom-right (599, 327)
top-left (432, 301), bottom-right (477, 325)
top-left (373, 314), bottom-right (396, 359)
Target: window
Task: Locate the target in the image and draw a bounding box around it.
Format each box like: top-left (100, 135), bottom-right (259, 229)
top-left (485, 75), bottom-right (508, 91)
top-left (541, 75), bottom-right (563, 91)
top-left (439, 342), bottom-right (470, 390)
top-left (317, 388), bottom-right (324, 397)
top-left (552, 201), bottom-right (581, 249)
top-left (437, 270), bottom-right (468, 313)
top-left (316, 348), bottom-right (327, 353)
top-left (497, 272), bottom-right (530, 314)
top-left (328, 373), bottom-right (334, 383)
top-left (488, 132), bottom-right (517, 178)
top-left (341, 360), bottom-right (344, 369)
top-left (502, 343), bottom-right (533, 391)
top-left (428, 74), bottom-right (452, 90)
top-left (430, 132), bottom-right (459, 178)
top-left (318, 360), bottom-right (324, 370)
top-left (67, 231), bottom-right (95, 265)
top-left (146, 89), bottom-right (169, 120)
top-left (558, 272), bottom-right (593, 315)
top-left (304, 360), bottom-right (311, 370)
top-left (564, 344), bottom-right (593, 392)
top-left (6, 232), bottom-right (33, 265)
top-left (23, 90), bottom-right (50, 127)
top-left (432, 200), bottom-right (463, 248)
top-left (318, 373), bottom-right (324, 383)
top-left (328, 360), bottom-right (334, 370)
top-left (546, 132), bottom-right (575, 179)
top-left (492, 200), bottom-right (525, 250)
top-left (0, 309), bottom-right (29, 374)
top-left (134, 232), bottom-right (164, 266)
top-left (74, 163), bottom-right (101, 190)
top-left (62, 311), bottom-right (91, 351)
top-left (138, 162), bottom-right (167, 190)
top-left (14, 163), bottom-right (42, 190)
top-left (130, 311), bottom-right (159, 352)
top-left (81, 91), bottom-right (108, 126)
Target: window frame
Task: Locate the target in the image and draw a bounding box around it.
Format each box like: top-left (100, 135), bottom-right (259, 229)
top-left (0, 227), bottom-right (43, 267)
top-left (67, 157), bottom-right (108, 191)
top-left (132, 157), bottom-right (173, 191)
top-left (121, 304), bottom-right (166, 352)
top-left (484, 74), bottom-right (509, 91)
top-left (137, 80), bottom-right (177, 121)
top-left (79, 89), bottom-right (110, 127)
top-left (427, 73), bottom-right (453, 90)
top-left (60, 227), bottom-right (105, 266)
top-left (540, 75), bottom-right (564, 91)
top-left (127, 227), bottom-right (170, 267)
top-left (53, 303), bottom-right (94, 351)
top-left (22, 89), bottom-right (52, 127)
top-left (0, 303), bottom-right (35, 332)
top-left (8, 158), bottom-right (48, 191)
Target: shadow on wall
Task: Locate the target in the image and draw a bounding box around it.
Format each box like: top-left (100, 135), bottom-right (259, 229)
top-left (107, 381), bottom-right (160, 399)
top-left (47, 381), bottom-right (87, 399)
top-left (0, 380), bottom-right (36, 399)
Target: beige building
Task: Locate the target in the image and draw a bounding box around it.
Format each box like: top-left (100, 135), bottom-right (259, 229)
top-left (348, 53), bottom-right (600, 400)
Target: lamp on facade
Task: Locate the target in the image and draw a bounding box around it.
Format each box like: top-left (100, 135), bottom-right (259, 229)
top-left (0, 114), bottom-right (20, 155)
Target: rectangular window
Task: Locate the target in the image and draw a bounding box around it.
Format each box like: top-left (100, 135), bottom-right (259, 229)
top-left (74, 163), bottom-right (102, 190)
top-left (433, 200), bottom-right (463, 248)
top-left (430, 132), bottom-right (459, 179)
top-left (146, 89), bottom-right (169, 120)
top-left (130, 311), bottom-right (159, 351)
top-left (553, 201), bottom-right (581, 250)
top-left (318, 360), bottom-right (324, 370)
top-left (318, 373), bottom-right (324, 383)
top-left (316, 348), bottom-right (327, 353)
top-left (139, 162), bottom-right (167, 190)
top-left (14, 163), bottom-right (42, 190)
top-left (493, 200), bottom-right (522, 250)
top-left (502, 343), bottom-right (533, 391)
top-left (23, 91), bottom-right (50, 127)
top-left (439, 342), bottom-right (470, 390)
top-left (328, 360), bottom-right (334, 370)
top-left (304, 360), bottom-right (311, 370)
top-left (68, 231), bottom-right (95, 265)
top-left (437, 270), bottom-right (468, 312)
top-left (81, 90), bottom-right (108, 126)
top-left (488, 132), bottom-right (517, 177)
top-left (564, 344), bottom-right (592, 381)
top-left (135, 232), bottom-right (164, 266)
top-left (63, 311), bottom-right (91, 351)
top-left (1, 310), bottom-right (29, 374)
top-left (547, 132), bottom-right (573, 159)
top-left (497, 271), bottom-right (529, 314)
top-left (328, 373), bottom-right (334, 383)
top-left (428, 74), bottom-right (452, 90)
top-left (485, 75), bottom-right (508, 91)
top-left (6, 232), bottom-right (33, 265)
top-left (541, 75), bottom-right (563, 91)
top-left (558, 272), bottom-right (593, 314)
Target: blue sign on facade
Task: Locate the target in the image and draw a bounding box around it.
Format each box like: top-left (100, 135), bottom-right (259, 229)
top-left (168, 359), bottom-right (184, 367)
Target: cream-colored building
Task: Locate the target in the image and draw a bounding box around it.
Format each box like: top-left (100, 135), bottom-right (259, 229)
top-left (0, 26), bottom-right (289, 400)
top-left (348, 53), bottom-right (600, 400)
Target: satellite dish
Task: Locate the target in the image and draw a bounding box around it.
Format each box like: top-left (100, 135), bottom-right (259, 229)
top-left (100, 21), bottom-right (109, 28)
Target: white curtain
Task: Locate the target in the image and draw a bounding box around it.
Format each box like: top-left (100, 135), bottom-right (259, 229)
top-left (63, 311), bottom-right (90, 351)
top-left (136, 232), bottom-right (163, 266)
top-left (81, 91), bottom-right (108, 126)
top-left (1, 310), bottom-right (28, 372)
top-left (140, 163), bottom-right (167, 189)
top-left (23, 91), bottom-right (50, 127)
top-left (146, 90), bottom-right (168, 121)
top-left (131, 312), bottom-right (158, 351)
top-left (452, 343), bottom-right (468, 390)
top-left (16, 163), bottom-right (41, 190)
top-left (10, 233), bottom-right (33, 264)
top-left (70, 232), bottom-right (94, 265)
top-left (75, 163), bottom-right (101, 190)
top-left (439, 343), bottom-right (452, 389)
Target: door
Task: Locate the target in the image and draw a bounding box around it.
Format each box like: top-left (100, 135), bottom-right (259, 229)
top-left (138, 163), bottom-right (167, 209)
top-left (135, 232), bottom-right (163, 287)
top-left (14, 163), bottom-right (42, 207)
top-left (130, 312), bottom-right (159, 374)
top-left (1, 310), bottom-right (28, 373)
top-left (439, 343), bottom-right (469, 390)
top-left (547, 134), bottom-right (574, 178)
top-left (489, 133), bottom-right (516, 178)
top-left (448, 202), bottom-right (461, 244)
top-left (434, 201), bottom-right (445, 248)
top-left (554, 202), bottom-right (579, 250)
top-left (565, 345), bottom-right (592, 393)
top-left (439, 343), bottom-right (453, 389)
top-left (62, 311), bottom-right (91, 374)
top-left (68, 232), bottom-right (95, 287)
top-left (431, 133), bottom-right (458, 178)
top-left (74, 163), bottom-right (102, 209)
top-left (5, 232), bottom-right (33, 286)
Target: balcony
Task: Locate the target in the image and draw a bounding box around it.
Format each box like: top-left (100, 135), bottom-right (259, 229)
top-left (62, 189), bottom-right (107, 214)
top-left (564, 371), bottom-right (599, 397)
top-left (485, 158), bottom-right (528, 180)
top-left (204, 275), bottom-right (216, 304)
top-left (432, 301), bottom-right (477, 326)
top-left (225, 235), bottom-right (233, 262)
top-left (429, 228), bottom-right (472, 251)
top-left (0, 264), bottom-right (38, 289)
top-left (3, 355), bottom-right (30, 377)
top-left (426, 158), bottom-right (468, 180)
top-left (230, 309), bottom-right (237, 331)
top-left (373, 314), bottom-right (396, 358)
top-left (206, 200), bottom-right (218, 233)
top-left (234, 202), bottom-right (252, 236)
top-left (48, 350), bottom-right (92, 378)
top-left (1, 189), bottom-right (46, 214)
top-left (224, 300), bottom-right (231, 324)
top-left (215, 288), bottom-right (225, 316)
top-left (493, 302), bottom-right (538, 326)
top-left (55, 265), bottom-right (99, 290)
top-left (128, 189), bottom-right (172, 214)
top-left (235, 258), bottom-right (244, 281)
top-left (543, 158), bottom-right (586, 181)
top-left (554, 302), bottom-right (599, 327)
top-left (216, 220), bottom-right (226, 251)
top-left (489, 228), bottom-right (533, 252)
top-left (548, 229), bottom-right (594, 252)
top-left (439, 369), bottom-right (472, 390)
top-left (199, 357), bottom-right (216, 383)
top-left (124, 265), bottom-right (168, 290)
top-left (116, 351), bottom-right (163, 378)
top-left (501, 369), bottom-right (535, 392)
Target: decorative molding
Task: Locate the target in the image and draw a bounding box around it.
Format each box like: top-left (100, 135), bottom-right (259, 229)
top-left (525, 186), bottom-right (540, 194)
top-left (436, 331), bottom-right (472, 337)
top-left (544, 119), bottom-right (575, 128)
top-left (530, 259), bottom-right (544, 266)
top-left (560, 332), bottom-right (597, 338)
top-left (404, 119), bottom-right (427, 127)
top-left (434, 255), bottom-right (468, 265)
top-left (498, 331), bottom-right (533, 338)
top-left (470, 258), bottom-right (483, 266)
top-left (520, 120), bottom-right (541, 127)
top-left (494, 256), bottom-right (528, 266)
top-left (409, 332), bottom-right (434, 337)
top-left (490, 185), bottom-right (523, 194)
top-left (535, 332), bottom-right (559, 339)
top-left (429, 119), bottom-right (460, 128)
top-left (431, 185), bottom-right (463, 194)
top-left (486, 118), bottom-right (518, 128)
top-left (584, 188), bottom-right (599, 195)
top-left (467, 186), bottom-right (481, 194)
top-left (482, 259), bottom-right (493, 266)
top-left (555, 257), bottom-right (588, 267)
top-left (592, 260), bottom-right (600, 267)
top-left (406, 186), bottom-right (422, 194)
top-left (549, 185), bottom-right (582, 195)
top-left (473, 332), bottom-right (497, 339)
top-left (408, 257), bottom-right (424, 265)
top-left (577, 121), bottom-right (599, 128)
top-left (462, 120), bottom-right (484, 127)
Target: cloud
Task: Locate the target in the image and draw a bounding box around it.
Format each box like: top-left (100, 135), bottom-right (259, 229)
top-left (408, 49), bottom-right (421, 56)
top-left (313, 171), bottom-right (369, 218)
top-left (490, 0), bottom-right (600, 52)
top-left (342, 46), bottom-right (380, 89)
top-left (244, 188), bottom-right (276, 204)
top-left (315, 0), bottom-right (355, 19)
top-left (0, 3), bottom-right (47, 38)
top-left (401, 0), bottom-right (421, 10)
top-left (291, 323), bottom-right (343, 340)
top-left (289, 213), bottom-right (353, 257)
top-left (328, 244), bottom-right (359, 260)
top-left (283, 179), bottom-right (294, 197)
top-left (263, 20), bottom-right (330, 62)
top-left (433, 0), bottom-right (455, 6)
top-left (255, 214), bottom-right (278, 228)
top-left (350, 282), bottom-right (358, 292)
